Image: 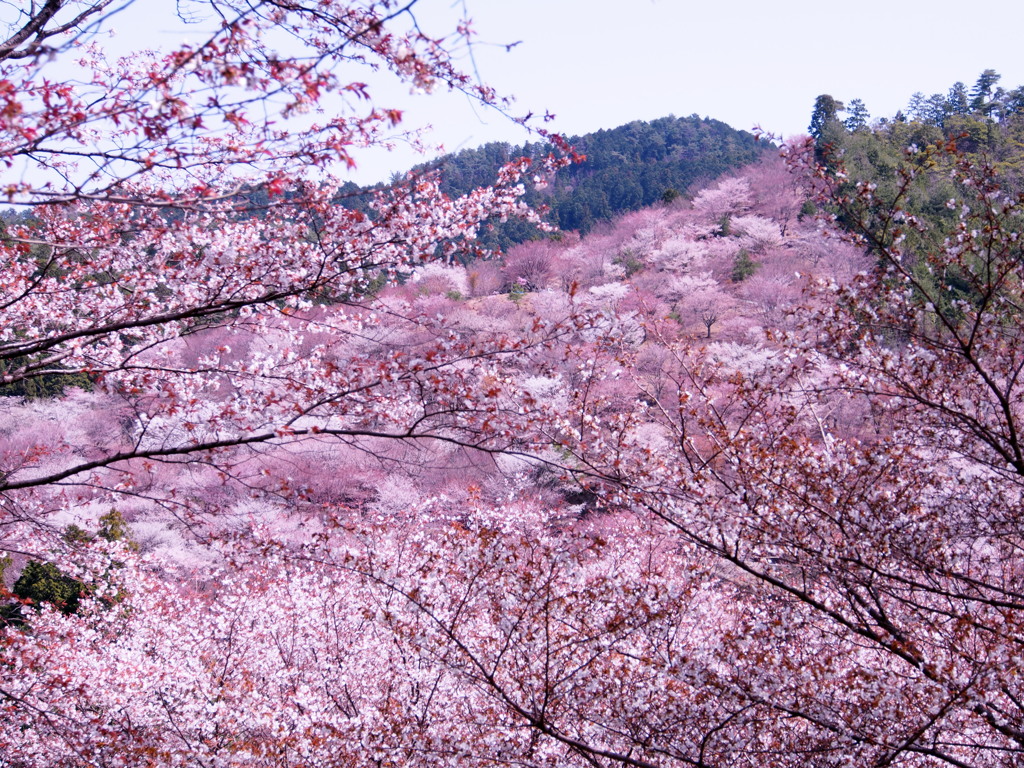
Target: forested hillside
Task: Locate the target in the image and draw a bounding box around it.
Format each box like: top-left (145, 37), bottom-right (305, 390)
top-left (403, 115), bottom-right (769, 246)
top-left (808, 70), bottom-right (1024, 247)
top-left (2, 4), bottom-right (1024, 767)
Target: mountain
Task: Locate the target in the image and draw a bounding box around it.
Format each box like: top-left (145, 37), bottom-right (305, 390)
top-left (413, 114), bottom-right (771, 247)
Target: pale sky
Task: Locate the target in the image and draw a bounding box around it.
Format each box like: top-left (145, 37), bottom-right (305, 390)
top-left (83, 0), bottom-right (1024, 185)
top-left (340, 0), bottom-right (1024, 184)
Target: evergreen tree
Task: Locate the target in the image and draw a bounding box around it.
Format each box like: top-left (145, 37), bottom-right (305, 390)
top-left (970, 69), bottom-right (1001, 114)
top-left (947, 81), bottom-right (970, 115)
top-left (1004, 86), bottom-right (1024, 118)
top-left (730, 249), bottom-right (758, 282)
top-left (906, 92), bottom-right (927, 122)
top-left (13, 561), bottom-right (86, 615)
top-left (98, 509), bottom-right (136, 548)
top-left (924, 93), bottom-right (950, 126)
top-left (809, 94), bottom-right (844, 142)
top-left (844, 98), bottom-right (870, 131)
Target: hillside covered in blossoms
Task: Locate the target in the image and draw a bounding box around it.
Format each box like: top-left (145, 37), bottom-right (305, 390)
top-left (2, 2), bottom-right (1024, 767)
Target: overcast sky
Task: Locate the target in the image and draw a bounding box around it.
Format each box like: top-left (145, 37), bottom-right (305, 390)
top-left (360, 0), bottom-right (1024, 182)
top-left (124, 0), bottom-right (1024, 184)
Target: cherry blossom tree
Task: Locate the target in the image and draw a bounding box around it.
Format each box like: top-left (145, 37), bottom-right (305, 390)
top-left (0, 0), bottom-right (581, 551)
top-left (542, 139), bottom-right (1024, 767)
top-left (746, 154), bottom-right (803, 236)
top-left (0, 6), bottom-right (584, 755)
top-left (0, 506), bottom-right (785, 768)
top-left (501, 238), bottom-right (560, 291)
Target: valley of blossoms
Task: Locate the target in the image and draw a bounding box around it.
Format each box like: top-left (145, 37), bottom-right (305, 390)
top-left (0, 2), bottom-right (1022, 767)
